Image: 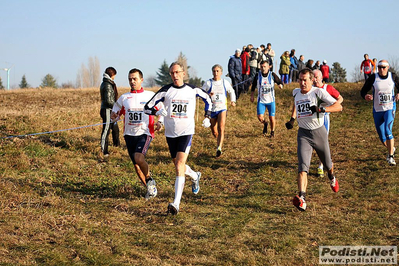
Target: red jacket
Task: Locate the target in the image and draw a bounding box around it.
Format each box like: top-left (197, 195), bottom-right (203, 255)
top-left (240, 52), bottom-right (250, 75)
top-left (320, 64), bottom-right (330, 79)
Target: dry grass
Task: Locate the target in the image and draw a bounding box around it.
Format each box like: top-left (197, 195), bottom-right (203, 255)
top-left (0, 84), bottom-right (398, 265)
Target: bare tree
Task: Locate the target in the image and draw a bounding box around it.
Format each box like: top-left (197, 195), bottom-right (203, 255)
top-left (61, 81), bottom-right (75, 88)
top-left (88, 56), bottom-right (101, 87)
top-left (177, 52), bottom-right (190, 82)
top-left (388, 55), bottom-right (399, 75)
top-left (76, 72), bottom-right (82, 88)
top-left (351, 65), bottom-right (363, 82)
top-left (81, 63), bottom-right (90, 88)
top-left (76, 56), bottom-right (101, 88)
top-left (143, 74), bottom-right (157, 88)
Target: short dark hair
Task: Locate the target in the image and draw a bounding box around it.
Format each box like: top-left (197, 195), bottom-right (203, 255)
top-left (105, 67), bottom-right (117, 77)
top-left (299, 68), bottom-right (314, 80)
top-left (128, 68), bottom-right (143, 79)
top-left (260, 44), bottom-right (265, 49)
top-left (260, 60), bottom-right (270, 66)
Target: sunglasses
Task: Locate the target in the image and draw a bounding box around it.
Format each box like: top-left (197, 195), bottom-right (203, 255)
top-left (378, 66), bottom-right (387, 69)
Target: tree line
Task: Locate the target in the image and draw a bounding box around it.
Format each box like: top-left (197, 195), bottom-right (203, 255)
top-left (4, 53), bottom-right (397, 90)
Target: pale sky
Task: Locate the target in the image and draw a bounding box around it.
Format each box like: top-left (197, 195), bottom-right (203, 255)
top-left (1, 0), bottom-right (399, 88)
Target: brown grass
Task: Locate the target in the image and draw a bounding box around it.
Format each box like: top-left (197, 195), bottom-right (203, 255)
top-left (0, 84), bottom-right (398, 265)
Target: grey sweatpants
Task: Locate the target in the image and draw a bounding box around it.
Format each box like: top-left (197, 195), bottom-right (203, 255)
top-left (297, 126), bottom-right (333, 173)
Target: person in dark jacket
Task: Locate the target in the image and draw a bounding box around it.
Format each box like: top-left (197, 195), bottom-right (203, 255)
top-left (297, 55), bottom-right (306, 72)
top-left (305, 59), bottom-right (314, 70)
top-left (100, 66), bottom-right (120, 157)
top-left (228, 49), bottom-right (244, 100)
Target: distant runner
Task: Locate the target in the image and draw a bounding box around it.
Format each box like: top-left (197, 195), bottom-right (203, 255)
top-left (250, 60), bottom-right (283, 138)
top-left (361, 60), bottom-right (399, 166)
top-left (202, 64), bottom-right (236, 157)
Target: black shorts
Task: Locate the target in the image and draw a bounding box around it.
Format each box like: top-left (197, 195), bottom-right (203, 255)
top-left (124, 134), bottom-right (152, 161)
top-left (166, 135), bottom-right (193, 158)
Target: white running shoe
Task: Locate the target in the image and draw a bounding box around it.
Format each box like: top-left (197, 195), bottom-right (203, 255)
top-left (192, 172), bottom-right (201, 194)
top-left (293, 195), bottom-right (307, 211)
top-left (167, 203), bottom-right (179, 215)
top-left (145, 179), bottom-right (157, 200)
top-left (387, 156), bottom-right (396, 166)
top-left (387, 147), bottom-right (396, 161)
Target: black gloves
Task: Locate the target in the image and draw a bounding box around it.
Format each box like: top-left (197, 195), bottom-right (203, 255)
top-left (285, 117), bottom-right (295, 129)
top-left (309, 105), bottom-right (326, 114)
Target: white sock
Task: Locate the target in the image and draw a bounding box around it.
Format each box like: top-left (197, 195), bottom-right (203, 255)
top-left (318, 163), bottom-right (324, 169)
top-left (173, 176), bottom-right (185, 207)
top-left (185, 165), bottom-right (198, 180)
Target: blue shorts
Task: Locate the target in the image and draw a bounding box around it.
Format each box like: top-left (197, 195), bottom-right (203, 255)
top-left (373, 106), bottom-right (396, 143)
top-left (211, 109), bottom-right (226, 119)
top-left (257, 102), bottom-right (275, 116)
top-left (124, 134), bottom-right (152, 164)
top-left (166, 135), bottom-right (193, 158)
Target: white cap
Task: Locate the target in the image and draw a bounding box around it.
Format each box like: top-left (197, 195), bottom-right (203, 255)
top-left (323, 60), bottom-right (327, 64)
top-left (378, 61), bottom-right (389, 67)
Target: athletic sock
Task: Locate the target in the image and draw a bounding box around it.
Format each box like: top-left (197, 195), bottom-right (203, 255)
top-left (185, 164), bottom-right (198, 180)
top-left (299, 191), bottom-right (306, 199)
top-left (173, 176), bottom-right (185, 207)
top-left (328, 172), bottom-right (335, 180)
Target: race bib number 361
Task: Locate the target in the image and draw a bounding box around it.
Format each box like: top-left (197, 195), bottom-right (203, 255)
top-left (127, 108), bottom-right (144, 126)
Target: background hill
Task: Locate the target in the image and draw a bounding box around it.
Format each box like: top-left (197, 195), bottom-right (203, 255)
top-left (0, 83), bottom-right (398, 265)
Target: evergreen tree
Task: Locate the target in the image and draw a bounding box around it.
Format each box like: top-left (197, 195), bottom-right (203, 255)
top-left (19, 75), bottom-right (29, 88)
top-left (155, 54), bottom-right (203, 87)
top-left (0, 77), bottom-right (4, 90)
top-left (40, 74), bottom-right (58, 88)
top-left (155, 60), bottom-right (173, 86)
top-left (188, 77), bottom-right (203, 87)
top-left (330, 62), bottom-right (347, 83)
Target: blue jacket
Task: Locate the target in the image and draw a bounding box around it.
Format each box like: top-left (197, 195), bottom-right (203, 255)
top-left (228, 55), bottom-right (242, 80)
top-left (290, 56), bottom-right (298, 70)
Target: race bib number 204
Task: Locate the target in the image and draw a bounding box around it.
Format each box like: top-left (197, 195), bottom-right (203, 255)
top-left (171, 99), bottom-right (189, 118)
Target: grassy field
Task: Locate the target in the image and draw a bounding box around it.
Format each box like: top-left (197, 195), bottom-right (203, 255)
top-left (0, 83), bottom-right (398, 265)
